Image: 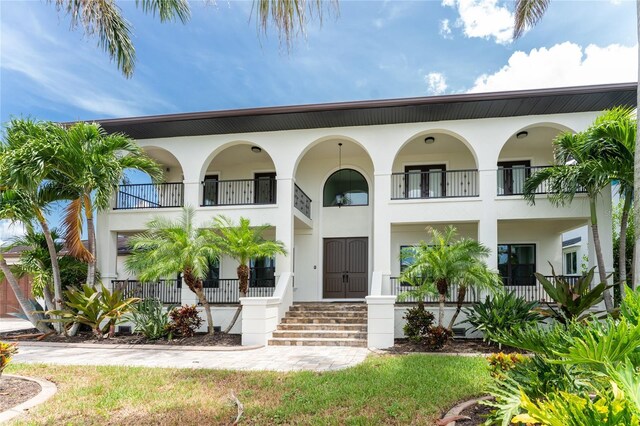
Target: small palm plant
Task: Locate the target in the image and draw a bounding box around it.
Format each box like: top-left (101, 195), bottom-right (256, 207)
top-left (126, 207), bottom-right (219, 334)
top-left (213, 216), bottom-right (286, 332)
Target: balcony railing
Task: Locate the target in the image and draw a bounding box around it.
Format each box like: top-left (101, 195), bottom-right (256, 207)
top-left (392, 275), bottom-right (583, 304)
top-left (294, 183), bottom-right (312, 219)
top-left (115, 183), bottom-right (184, 210)
top-left (202, 178), bottom-right (277, 206)
top-left (391, 169), bottom-right (479, 200)
top-left (112, 279), bottom-right (181, 304)
top-left (203, 278), bottom-right (276, 304)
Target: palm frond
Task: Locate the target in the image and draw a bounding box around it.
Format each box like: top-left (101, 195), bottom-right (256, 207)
top-left (62, 198), bottom-right (93, 262)
top-left (136, 0), bottom-right (190, 23)
top-left (513, 0), bottom-right (551, 39)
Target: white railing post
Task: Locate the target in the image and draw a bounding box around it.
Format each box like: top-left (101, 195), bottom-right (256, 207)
top-left (366, 271), bottom-right (396, 349)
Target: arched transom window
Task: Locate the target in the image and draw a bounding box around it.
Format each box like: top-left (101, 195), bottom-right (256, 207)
top-left (323, 169), bottom-right (369, 207)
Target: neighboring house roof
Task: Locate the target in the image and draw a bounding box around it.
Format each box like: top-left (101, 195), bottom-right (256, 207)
top-left (1, 240), bottom-right (88, 258)
top-left (90, 83), bottom-right (637, 140)
top-left (562, 237), bottom-right (582, 248)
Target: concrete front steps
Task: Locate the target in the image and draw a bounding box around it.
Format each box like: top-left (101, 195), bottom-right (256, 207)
top-left (269, 303), bottom-right (367, 347)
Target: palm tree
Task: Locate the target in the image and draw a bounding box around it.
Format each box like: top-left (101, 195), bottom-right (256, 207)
top-left (46, 121), bottom-right (162, 287)
top-left (50, 0), bottom-right (335, 77)
top-left (400, 226), bottom-right (498, 329)
top-left (523, 131), bottom-right (615, 311)
top-left (125, 207), bottom-right (219, 334)
top-left (513, 0), bottom-right (640, 290)
top-left (587, 107), bottom-right (636, 297)
top-left (213, 216), bottom-right (287, 333)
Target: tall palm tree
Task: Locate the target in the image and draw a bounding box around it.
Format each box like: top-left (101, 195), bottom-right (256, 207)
top-left (50, 0), bottom-right (335, 77)
top-left (523, 131), bottom-right (615, 311)
top-left (400, 226), bottom-right (497, 328)
top-left (587, 107), bottom-right (636, 297)
top-left (126, 207), bottom-right (219, 335)
top-left (213, 216), bottom-right (287, 333)
top-left (46, 122), bottom-right (162, 287)
top-left (513, 0), bottom-right (640, 290)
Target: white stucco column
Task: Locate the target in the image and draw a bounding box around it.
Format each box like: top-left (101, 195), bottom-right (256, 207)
top-left (366, 295), bottom-right (396, 348)
top-left (275, 177), bottom-right (295, 275)
top-left (477, 169), bottom-right (499, 269)
top-left (240, 297), bottom-right (279, 346)
top-left (373, 173), bottom-right (392, 294)
top-left (97, 213), bottom-right (118, 290)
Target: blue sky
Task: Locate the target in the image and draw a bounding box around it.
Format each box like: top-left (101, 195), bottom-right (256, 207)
top-left (0, 0), bottom-right (638, 241)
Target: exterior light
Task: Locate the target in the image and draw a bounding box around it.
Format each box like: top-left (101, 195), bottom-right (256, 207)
top-left (251, 146), bottom-right (262, 153)
top-left (516, 131), bottom-right (528, 139)
top-left (424, 136), bottom-right (435, 144)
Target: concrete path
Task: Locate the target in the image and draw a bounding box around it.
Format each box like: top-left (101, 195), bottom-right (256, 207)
top-left (0, 318), bottom-right (33, 333)
top-left (13, 342), bottom-right (370, 372)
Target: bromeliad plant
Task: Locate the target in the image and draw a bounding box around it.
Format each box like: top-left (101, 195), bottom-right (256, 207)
top-left (129, 299), bottom-right (173, 340)
top-left (47, 284), bottom-right (139, 338)
top-left (0, 341), bottom-right (17, 377)
top-left (534, 265), bottom-right (610, 324)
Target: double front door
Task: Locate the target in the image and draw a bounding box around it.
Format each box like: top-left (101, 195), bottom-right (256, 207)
top-left (323, 237), bottom-right (368, 298)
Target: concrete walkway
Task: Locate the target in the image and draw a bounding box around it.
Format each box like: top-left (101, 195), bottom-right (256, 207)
top-left (13, 342), bottom-right (370, 372)
top-left (0, 318), bottom-right (33, 333)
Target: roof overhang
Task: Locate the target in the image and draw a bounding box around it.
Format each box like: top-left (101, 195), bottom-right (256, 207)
top-left (91, 83), bottom-right (637, 140)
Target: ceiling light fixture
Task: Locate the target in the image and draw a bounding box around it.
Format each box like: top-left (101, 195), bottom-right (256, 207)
top-left (251, 146), bottom-right (262, 153)
top-left (516, 131), bottom-right (528, 139)
top-left (424, 136), bottom-right (435, 144)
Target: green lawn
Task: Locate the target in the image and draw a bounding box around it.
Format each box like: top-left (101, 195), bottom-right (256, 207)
top-left (8, 354), bottom-right (489, 425)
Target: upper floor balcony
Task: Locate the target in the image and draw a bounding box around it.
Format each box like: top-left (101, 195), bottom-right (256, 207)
top-left (391, 169), bottom-right (479, 199)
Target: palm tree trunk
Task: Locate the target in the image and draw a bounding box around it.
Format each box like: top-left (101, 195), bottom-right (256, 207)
top-left (590, 200), bottom-right (614, 311)
top-left (36, 211), bottom-right (64, 333)
top-left (183, 269), bottom-right (214, 335)
top-left (634, 3), bottom-right (640, 292)
top-left (223, 264), bottom-right (250, 333)
top-left (618, 192), bottom-right (632, 300)
top-left (85, 195), bottom-right (97, 287)
top-left (0, 256), bottom-right (52, 333)
top-left (438, 293), bottom-right (445, 328)
top-left (448, 286), bottom-right (467, 331)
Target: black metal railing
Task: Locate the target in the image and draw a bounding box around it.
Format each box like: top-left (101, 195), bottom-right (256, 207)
top-left (203, 278), bottom-right (276, 304)
top-left (392, 275), bottom-right (584, 304)
top-left (201, 178), bottom-right (277, 206)
top-left (391, 169), bottom-right (479, 200)
top-left (115, 183), bottom-right (184, 209)
top-left (112, 279), bottom-right (181, 304)
top-left (497, 165), bottom-right (549, 196)
top-left (294, 183), bottom-right (312, 219)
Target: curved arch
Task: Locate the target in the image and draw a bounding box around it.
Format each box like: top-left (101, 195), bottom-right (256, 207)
top-left (394, 129), bottom-right (479, 170)
top-left (497, 122), bottom-right (575, 165)
top-left (322, 168), bottom-right (369, 207)
top-left (140, 145), bottom-right (185, 183)
top-left (292, 135), bottom-right (374, 178)
top-left (198, 140), bottom-right (274, 182)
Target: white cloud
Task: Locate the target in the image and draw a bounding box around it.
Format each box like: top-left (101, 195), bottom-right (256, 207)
top-left (469, 42), bottom-right (637, 93)
top-left (439, 19), bottom-right (453, 39)
top-left (442, 0), bottom-right (514, 44)
top-left (425, 72), bottom-right (448, 95)
top-left (0, 221), bottom-right (25, 247)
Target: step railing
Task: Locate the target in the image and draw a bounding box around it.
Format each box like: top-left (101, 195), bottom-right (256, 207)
top-left (294, 183), bottom-right (312, 219)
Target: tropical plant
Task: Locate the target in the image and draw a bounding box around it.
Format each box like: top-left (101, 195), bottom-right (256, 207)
top-left (129, 299), bottom-right (172, 340)
top-left (49, 0), bottom-right (335, 77)
top-left (486, 352), bottom-right (526, 379)
top-left (463, 291), bottom-right (544, 345)
top-left (167, 305), bottom-right (203, 338)
top-left (212, 216), bottom-right (287, 333)
top-left (402, 305), bottom-right (435, 344)
top-left (126, 207), bottom-right (219, 334)
top-left (0, 341), bottom-right (17, 377)
top-left (46, 284), bottom-right (140, 338)
top-left (400, 226), bottom-right (500, 329)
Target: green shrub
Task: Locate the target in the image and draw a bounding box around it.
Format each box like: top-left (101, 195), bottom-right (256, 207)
top-left (486, 352), bottom-right (526, 379)
top-left (0, 341), bottom-right (17, 377)
top-left (423, 326), bottom-right (452, 351)
top-left (403, 305), bottom-right (435, 344)
top-left (463, 291), bottom-right (543, 344)
top-left (129, 299), bottom-right (172, 340)
top-left (168, 305), bottom-right (202, 337)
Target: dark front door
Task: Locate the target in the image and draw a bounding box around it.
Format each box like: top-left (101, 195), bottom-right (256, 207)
top-left (323, 237), bottom-right (368, 298)
top-left (254, 172), bottom-right (276, 204)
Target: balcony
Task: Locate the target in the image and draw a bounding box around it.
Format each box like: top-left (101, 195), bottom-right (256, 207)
top-left (115, 183), bottom-right (184, 210)
top-left (202, 177), bottom-right (277, 207)
top-left (391, 169), bottom-right (479, 200)
top-left (294, 183), bottom-right (312, 219)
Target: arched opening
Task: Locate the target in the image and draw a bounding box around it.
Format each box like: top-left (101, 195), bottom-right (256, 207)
top-left (323, 168), bottom-right (369, 207)
top-left (201, 143), bottom-right (276, 206)
top-left (392, 131), bottom-right (479, 199)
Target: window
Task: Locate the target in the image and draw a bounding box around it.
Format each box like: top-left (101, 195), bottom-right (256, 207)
top-left (323, 169), bottom-right (369, 207)
top-left (202, 259), bottom-right (220, 288)
top-left (565, 251), bottom-right (578, 275)
top-left (400, 245), bottom-right (417, 273)
top-left (202, 174), bottom-right (218, 206)
top-left (404, 165), bottom-right (446, 198)
top-left (497, 161), bottom-right (530, 195)
top-left (498, 244), bottom-right (536, 286)
top-left (250, 257), bottom-right (276, 287)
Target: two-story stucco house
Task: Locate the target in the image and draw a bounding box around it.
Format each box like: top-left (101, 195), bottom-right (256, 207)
top-left (96, 83), bottom-right (636, 348)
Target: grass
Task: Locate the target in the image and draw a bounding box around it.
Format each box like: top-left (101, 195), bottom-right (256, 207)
top-left (7, 354), bottom-right (490, 425)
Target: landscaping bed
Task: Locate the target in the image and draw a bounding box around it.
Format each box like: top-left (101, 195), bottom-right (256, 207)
top-left (0, 376), bottom-right (41, 412)
top-left (454, 400), bottom-right (493, 425)
top-left (0, 329), bottom-right (241, 347)
top-left (386, 338), bottom-right (525, 354)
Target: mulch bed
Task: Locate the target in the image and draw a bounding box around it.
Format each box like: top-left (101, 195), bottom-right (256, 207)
top-left (454, 400), bottom-right (494, 425)
top-left (0, 376), bottom-right (41, 412)
top-left (0, 328), bottom-right (241, 347)
top-left (386, 338), bottom-right (526, 354)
